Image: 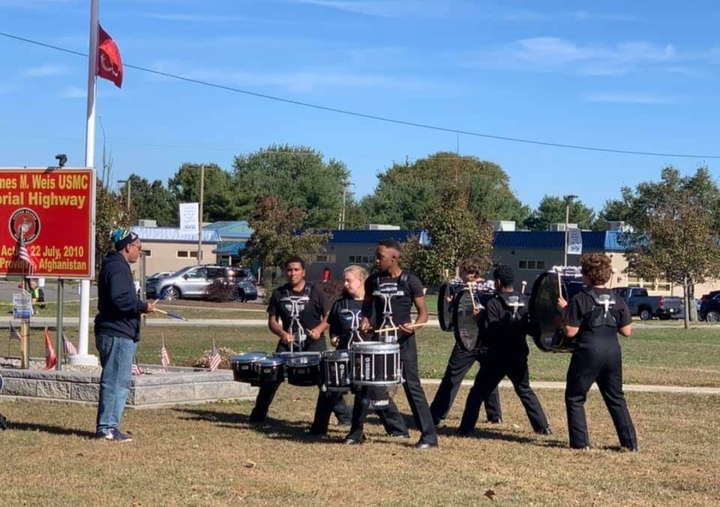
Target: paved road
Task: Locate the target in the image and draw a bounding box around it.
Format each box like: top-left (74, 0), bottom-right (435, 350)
top-left (0, 280), bottom-right (97, 304)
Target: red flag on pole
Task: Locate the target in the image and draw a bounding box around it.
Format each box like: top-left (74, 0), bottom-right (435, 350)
top-left (97, 24), bottom-right (123, 88)
top-left (44, 327), bottom-right (57, 370)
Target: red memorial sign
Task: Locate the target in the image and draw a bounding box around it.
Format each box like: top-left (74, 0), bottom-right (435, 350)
top-left (0, 168), bottom-right (96, 279)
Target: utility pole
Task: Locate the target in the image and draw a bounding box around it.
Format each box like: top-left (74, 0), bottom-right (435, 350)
top-left (197, 164), bottom-right (205, 264)
top-left (563, 194), bottom-right (577, 266)
top-left (118, 179), bottom-right (131, 211)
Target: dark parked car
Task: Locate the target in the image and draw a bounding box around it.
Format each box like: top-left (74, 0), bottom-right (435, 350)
top-left (699, 291), bottom-right (720, 322)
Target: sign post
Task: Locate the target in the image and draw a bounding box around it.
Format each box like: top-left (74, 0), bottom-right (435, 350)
top-left (0, 167), bottom-right (96, 369)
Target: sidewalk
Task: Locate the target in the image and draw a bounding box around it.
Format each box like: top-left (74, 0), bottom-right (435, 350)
top-left (424, 379), bottom-right (720, 395)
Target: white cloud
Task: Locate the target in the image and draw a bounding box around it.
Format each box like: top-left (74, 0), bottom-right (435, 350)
top-left (571, 10), bottom-right (638, 22)
top-left (584, 93), bottom-right (675, 105)
top-left (293, 0), bottom-right (458, 18)
top-left (59, 86), bottom-right (86, 99)
top-left (21, 64), bottom-right (70, 78)
top-left (462, 37), bottom-right (678, 75)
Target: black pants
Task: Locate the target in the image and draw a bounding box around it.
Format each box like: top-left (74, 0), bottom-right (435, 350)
top-left (309, 391), bottom-right (353, 434)
top-left (348, 335), bottom-right (437, 444)
top-left (459, 349), bottom-right (548, 434)
top-left (345, 385), bottom-right (409, 439)
top-left (565, 343), bottom-right (637, 450)
top-left (430, 343), bottom-right (502, 424)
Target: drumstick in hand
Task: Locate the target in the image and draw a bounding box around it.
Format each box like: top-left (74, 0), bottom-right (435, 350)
top-left (375, 322), bottom-right (427, 333)
top-left (521, 280), bottom-right (527, 295)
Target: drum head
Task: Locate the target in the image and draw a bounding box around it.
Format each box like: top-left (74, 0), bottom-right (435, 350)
top-left (528, 272), bottom-right (571, 352)
top-left (453, 290), bottom-right (479, 351)
top-left (438, 283), bottom-right (453, 332)
top-left (0, 374), bottom-right (3, 391)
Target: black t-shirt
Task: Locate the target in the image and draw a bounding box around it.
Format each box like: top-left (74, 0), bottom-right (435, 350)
top-left (566, 287), bottom-right (631, 344)
top-left (482, 291), bottom-right (529, 353)
top-left (364, 271), bottom-right (424, 336)
top-left (267, 282), bottom-right (330, 336)
top-left (328, 294), bottom-right (372, 349)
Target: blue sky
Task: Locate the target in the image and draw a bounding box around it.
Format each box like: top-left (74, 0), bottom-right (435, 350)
top-left (1, 0), bottom-right (720, 216)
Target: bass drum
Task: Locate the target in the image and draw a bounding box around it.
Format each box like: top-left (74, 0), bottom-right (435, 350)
top-left (452, 289), bottom-right (479, 351)
top-left (437, 282), bottom-right (454, 332)
top-left (527, 271), bottom-right (574, 353)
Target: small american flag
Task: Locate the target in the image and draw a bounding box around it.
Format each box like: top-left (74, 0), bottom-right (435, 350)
top-left (18, 236), bottom-right (38, 275)
top-left (62, 333), bottom-right (77, 356)
top-left (9, 323), bottom-right (21, 341)
top-left (160, 339), bottom-right (170, 370)
top-left (131, 355), bottom-right (142, 376)
top-left (44, 326), bottom-right (57, 370)
top-left (208, 342), bottom-right (221, 372)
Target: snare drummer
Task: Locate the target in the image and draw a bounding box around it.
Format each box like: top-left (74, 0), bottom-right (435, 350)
top-left (353, 239), bottom-right (437, 450)
top-left (315, 265), bottom-right (409, 438)
top-left (557, 254), bottom-right (638, 451)
top-left (249, 256), bottom-right (351, 428)
top-left (430, 257), bottom-right (503, 427)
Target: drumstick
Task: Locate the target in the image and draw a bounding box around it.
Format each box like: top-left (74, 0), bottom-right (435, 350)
top-left (521, 280), bottom-right (527, 295)
top-left (556, 270), bottom-right (563, 301)
top-left (466, 282), bottom-right (478, 312)
top-left (375, 322), bottom-right (427, 333)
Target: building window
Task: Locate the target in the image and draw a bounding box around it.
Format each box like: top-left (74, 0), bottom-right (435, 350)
top-left (141, 250), bottom-right (152, 258)
top-left (519, 260), bottom-right (545, 270)
top-left (349, 255), bottom-right (372, 264)
top-left (316, 254), bottom-right (336, 263)
top-left (177, 250), bottom-right (198, 259)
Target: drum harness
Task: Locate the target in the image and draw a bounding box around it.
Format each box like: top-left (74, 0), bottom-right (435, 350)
top-left (372, 271), bottom-right (409, 344)
top-left (339, 297), bottom-right (364, 347)
top-left (580, 288), bottom-right (619, 331)
top-left (280, 285), bottom-right (312, 352)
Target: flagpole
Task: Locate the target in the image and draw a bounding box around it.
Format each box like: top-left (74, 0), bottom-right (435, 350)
top-left (72, 0), bottom-right (100, 367)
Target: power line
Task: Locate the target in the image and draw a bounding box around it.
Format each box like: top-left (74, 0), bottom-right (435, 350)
top-left (2, 30), bottom-right (720, 160)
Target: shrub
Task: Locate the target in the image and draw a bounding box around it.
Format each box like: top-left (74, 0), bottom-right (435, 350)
top-left (194, 346), bottom-right (237, 369)
top-left (204, 279), bottom-right (237, 302)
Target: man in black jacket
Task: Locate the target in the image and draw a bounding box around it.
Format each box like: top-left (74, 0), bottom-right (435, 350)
top-left (94, 228), bottom-right (155, 442)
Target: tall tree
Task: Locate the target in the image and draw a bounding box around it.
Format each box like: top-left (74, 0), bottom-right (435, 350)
top-left (402, 186), bottom-right (494, 287)
top-left (168, 163), bottom-right (240, 223)
top-left (524, 195), bottom-right (595, 231)
top-left (95, 182), bottom-right (129, 276)
top-left (232, 145), bottom-right (350, 229)
top-left (593, 199), bottom-right (633, 231)
top-left (361, 152), bottom-right (529, 228)
top-left (124, 175), bottom-right (177, 226)
top-left (242, 194), bottom-right (331, 283)
top-left (619, 167), bottom-right (720, 327)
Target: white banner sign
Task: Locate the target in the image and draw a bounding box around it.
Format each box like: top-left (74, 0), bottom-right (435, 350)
top-left (567, 228), bottom-right (583, 255)
top-left (179, 202), bottom-right (199, 234)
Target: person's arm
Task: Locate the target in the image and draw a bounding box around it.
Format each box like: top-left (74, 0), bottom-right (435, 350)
top-left (617, 299), bottom-right (632, 337)
top-left (108, 271), bottom-right (148, 314)
top-left (308, 288), bottom-right (330, 340)
top-left (563, 296), bottom-right (582, 338)
top-left (399, 276), bottom-right (428, 334)
top-left (267, 291), bottom-right (292, 343)
top-left (360, 276), bottom-right (374, 331)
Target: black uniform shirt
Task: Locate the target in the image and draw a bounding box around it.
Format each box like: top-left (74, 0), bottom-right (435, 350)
top-left (482, 291), bottom-right (529, 354)
top-left (364, 271), bottom-right (424, 330)
top-left (566, 288), bottom-right (631, 345)
top-left (267, 282), bottom-right (330, 337)
top-left (328, 295), bottom-right (372, 349)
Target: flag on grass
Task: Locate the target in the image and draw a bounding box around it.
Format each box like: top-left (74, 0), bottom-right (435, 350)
top-left (160, 339), bottom-right (170, 370)
top-left (131, 355), bottom-right (142, 376)
top-left (208, 341), bottom-right (221, 372)
top-left (9, 323), bottom-right (21, 341)
top-left (44, 326), bottom-right (57, 370)
top-left (62, 333), bottom-right (77, 356)
top-left (18, 236), bottom-right (38, 275)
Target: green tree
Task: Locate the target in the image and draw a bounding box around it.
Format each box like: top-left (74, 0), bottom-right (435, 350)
top-left (592, 199), bottom-right (633, 231)
top-left (242, 194), bottom-right (331, 282)
top-left (95, 182), bottom-right (129, 276)
top-left (124, 175), bottom-right (177, 226)
top-left (402, 186), bottom-right (494, 287)
top-left (361, 152), bottom-right (529, 228)
top-left (168, 163), bottom-right (240, 223)
top-left (232, 145), bottom-right (350, 229)
top-left (524, 195), bottom-right (595, 231)
top-left (619, 167), bottom-right (720, 327)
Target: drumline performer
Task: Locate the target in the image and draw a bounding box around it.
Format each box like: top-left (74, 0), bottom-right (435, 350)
top-left (350, 239), bottom-right (438, 450)
top-left (557, 254), bottom-right (638, 451)
top-left (458, 265), bottom-right (552, 437)
top-left (317, 265), bottom-right (409, 439)
top-left (249, 256), bottom-right (351, 429)
top-left (430, 257), bottom-right (503, 426)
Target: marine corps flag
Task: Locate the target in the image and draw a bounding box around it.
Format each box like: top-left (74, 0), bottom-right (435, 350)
top-left (97, 24), bottom-right (123, 88)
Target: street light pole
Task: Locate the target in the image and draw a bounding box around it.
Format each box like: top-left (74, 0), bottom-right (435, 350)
top-left (563, 194), bottom-right (578, 266)
top-left (197, 164), bottom-right (205, 264)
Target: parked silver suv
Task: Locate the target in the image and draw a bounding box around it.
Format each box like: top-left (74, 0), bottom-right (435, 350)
top-left (145, 265), bottom-right (256, 300)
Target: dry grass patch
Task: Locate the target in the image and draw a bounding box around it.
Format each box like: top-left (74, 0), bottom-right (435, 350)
top-left (0, 385), bottom-right (718, 506)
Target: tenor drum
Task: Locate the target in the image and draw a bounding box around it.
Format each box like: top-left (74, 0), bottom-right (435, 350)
top-left (351, 342), bottom-right (401, 387)
top-left (527, 271), bottom-right (574, 353)
top-left (437, 282), bottom-right (454, 332)
top-left (230, 352), bottom-right (267, 384)
top-left (453, 290), bottom-right (480, 352)
top-left (322, 350), bottom-right (352, 392)
top-left (253, 356), bottom-right (285, 383)
top-left (279, 351), bottom-right (322, 387)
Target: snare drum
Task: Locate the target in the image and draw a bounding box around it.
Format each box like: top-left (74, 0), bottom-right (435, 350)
top-left (351, 342), bottom-right (401, 387)
top-left (322, 350), bottom-right (352, 392)
top-left (277, 351), bottom-right (322, 387)
top-left (230, 352), bottom-right (267, 385)
top-left (253, 356), bottom-right (285, 383)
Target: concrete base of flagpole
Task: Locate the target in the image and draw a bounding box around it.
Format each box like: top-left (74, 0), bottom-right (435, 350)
top-left (67, 354), bottom-right (99, 367)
